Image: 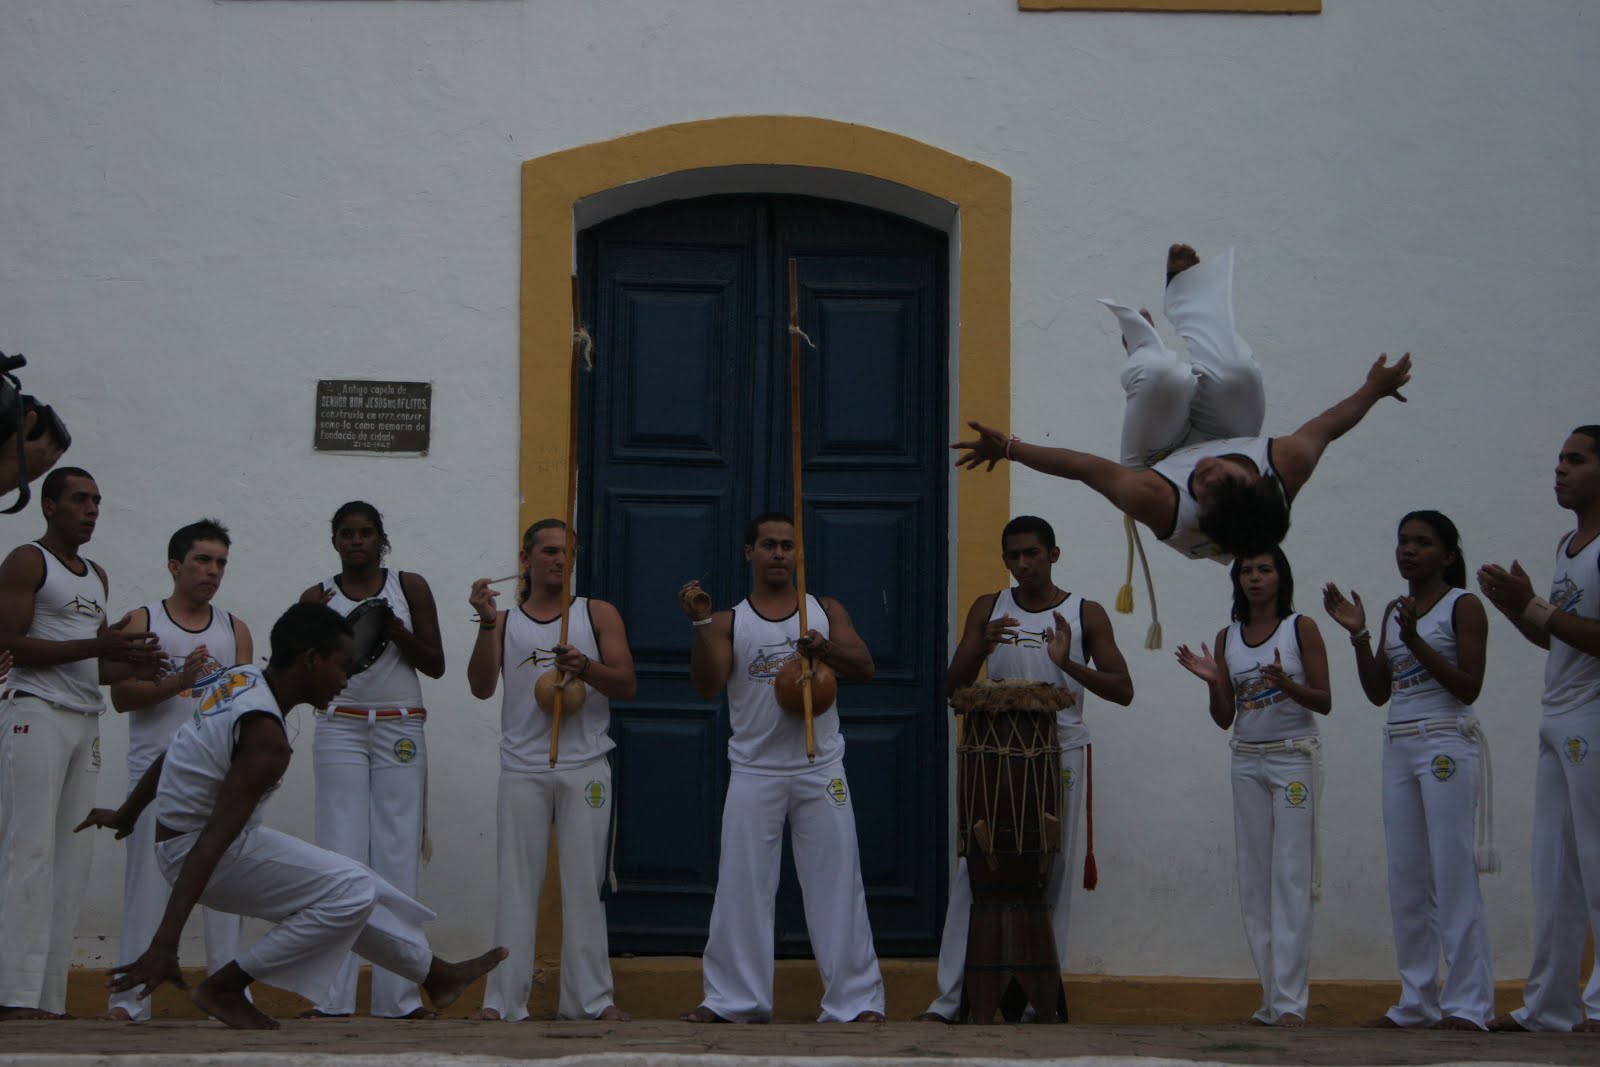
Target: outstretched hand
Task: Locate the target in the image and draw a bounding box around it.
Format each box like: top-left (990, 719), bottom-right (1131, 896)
top-left (1365, 352), bottom-right (1411, 403)
top-left (1322, 582), bottom-right (1367, 634)
top-left (1477, 561), bottom-right (1535, 617)
top-left (951, 421), bottom-right (1011, 472)
top-left (108, 943), bottom-right (187, 999)
top-left (1175, 642), bottom-right (1220, 686)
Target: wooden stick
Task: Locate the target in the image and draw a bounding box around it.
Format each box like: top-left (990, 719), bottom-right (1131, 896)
top-left (551, 275), bottom-right (583, 768)
top-left (788, 258), bottom-right (816, 763)
top-left (487, 572), bottom-right (521, 586)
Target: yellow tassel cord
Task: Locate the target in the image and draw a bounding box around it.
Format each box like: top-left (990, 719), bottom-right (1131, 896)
top-left (1129, 520), bottom-right (1162, 650)
top-left (1116, 515), bottom-right (1136, 614)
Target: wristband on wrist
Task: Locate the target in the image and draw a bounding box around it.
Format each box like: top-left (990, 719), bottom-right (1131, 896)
top-left (1522, 596), bottom-right (1557, 630)
top-left (478, 619), bottom-right (497, 632)
top-left (690, 616), bottom-right (714, 627)
top-left (1004, 434), bottom-right (1020, 461)
top-left (1350, 627), bottom-right (1371, 645)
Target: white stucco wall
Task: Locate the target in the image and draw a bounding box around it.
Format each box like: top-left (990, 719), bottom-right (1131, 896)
top-left (1, 0), bottom-right (1595, 984)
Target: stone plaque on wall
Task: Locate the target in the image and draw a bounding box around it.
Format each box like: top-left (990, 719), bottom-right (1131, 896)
top-left (314, 380), bottom-right (432, 454)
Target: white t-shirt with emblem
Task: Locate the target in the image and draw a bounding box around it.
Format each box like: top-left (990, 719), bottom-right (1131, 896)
top-left (498, 598), bottom-right (613, 774)
top-left (727, 595), bottom-right (843, 773)
top-left (1383, 588), bottom-right (1470, 725)
top-left (984, 588), bottom-right (1090, 750)
top-left (1544, 530), bottom-right (1600, 717)
top-left (155, 665), bottom-right (285, 834)
top-left (127, 601), bottom-right (239, 780)
top-left (7, 542), bottom-right (108, 714)
top-left (1222, 614), bottom-right (1318, 743)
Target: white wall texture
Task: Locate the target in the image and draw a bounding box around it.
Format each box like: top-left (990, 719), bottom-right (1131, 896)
top-left (0, 0), bottom-right (1595, 984)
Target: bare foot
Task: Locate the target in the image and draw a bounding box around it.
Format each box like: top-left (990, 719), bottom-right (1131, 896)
top-left (469, 1007), bottom-right (503, 1021)
top-left (421, 947), bottom-right (509, 1012)
top-left (1359, 1015), bottom-right (1401, 1028)
top-left (296, 1008), bottom-right (350, 1019)
top-left (914, 1011), bottom-right (952, 1023)
top-left (1432, 1016), bottom-right (1482, 1031)
top-left (1166, 243), bottom-right (1200, 283)
top-left (597, 1005), bottom-right (632, 1022)
top-left (97, 1007), bottom-right (135, 1021)
top-left (395, 1007), bottom-right (437, 1020)
top-left (1573, 1018), bottom-right (1600, 1033)
top-left (0, 1006), bottom-right (68, 1021)
top-left (680, 1005), bottom-right (729, 1023)
top-left (851, 1010), bottom-right (886, 1023)
top-left (1487, 1014), bottom-right (1528, 1032)
top-left (1272, 1013), bottom-right (1306, 1028)
top-left (193, 980), bottom-right (279, 1030)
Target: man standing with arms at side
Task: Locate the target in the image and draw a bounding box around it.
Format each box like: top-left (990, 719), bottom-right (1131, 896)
top-left (919, 515), bottom-right (1134, 1022)
top-left (1479, 425), bottom-right (1600, 1033)
top-left (0, 466), bottom-right (162, 1020)
top-left (102, 519), bottom-right (254, 1022)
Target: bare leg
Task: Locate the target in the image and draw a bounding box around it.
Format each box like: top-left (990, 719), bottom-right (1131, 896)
top-left (1166, 243), bottom-right (1200, 284)
top-left (420, 947), bottom-right (509, 1012)
top-left (192, 964), bottom-right (279, 1030)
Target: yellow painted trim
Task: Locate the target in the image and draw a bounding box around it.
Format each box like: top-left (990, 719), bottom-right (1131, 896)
top-left (520, 115), bottom-right (1013, 626)
top-left (1021, 0), bottom-right (1318, 11)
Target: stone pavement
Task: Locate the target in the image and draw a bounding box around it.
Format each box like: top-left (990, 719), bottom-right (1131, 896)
top-left (2, 1018), bottom-right (1599, 1066)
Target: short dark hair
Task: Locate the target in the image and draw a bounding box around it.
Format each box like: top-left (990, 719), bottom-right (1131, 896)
top-left (1398, 510), bottom-right (1467, 589)
top-left (1572, 425), bottom-right (1600, 458)
top-left (518, 518), bottom-right (568, 604)
top-left (330, 500), bottom-right (391, 559)
top-left (40, 466), bottom-right (93, 505)
top-left (267, 602), bottom-right (353, 669)
top-left (744, 512), bottom-right (794, 547)
top-left (168, 519), bottom-right (232, 563)
top-left (1002, 515), bottom-right (1056, 551)
top-left (1229, 546), bottom-right (1295, 624)
top-left (1199, 477), bottom-right (1291, 560)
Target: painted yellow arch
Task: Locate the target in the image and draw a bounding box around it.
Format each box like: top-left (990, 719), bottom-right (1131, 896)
top-left (520, 115), bottom-right (1011, 614)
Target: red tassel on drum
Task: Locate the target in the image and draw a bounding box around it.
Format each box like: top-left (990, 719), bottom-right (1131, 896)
top-left (1082, 743), bottom-right (1098, 891)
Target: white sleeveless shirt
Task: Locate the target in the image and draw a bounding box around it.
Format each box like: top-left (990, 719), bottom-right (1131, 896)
top-left (127, 601), bottom-right (239, 779)
top-left (1151, 436), bottom-right (1282, 564)
top-left (1223, 614), bottom-right (1318, 743)
top-left (155, 665), bottom-right (284, 834)
top-left (8, 542), bottom-right (108, 714)
top-left (499, 597), bottom-right (613, 773)
top-left (1383, 588), bottom-right (1471, 724)
top-left (985, 588), bottom-right (1090, 750)
top-left (1544, 530), bottom-right (1600, 716)
top-left (728, 595), bottom-right (843, 773)
top-left (323, 569), bottom-right (423, 709)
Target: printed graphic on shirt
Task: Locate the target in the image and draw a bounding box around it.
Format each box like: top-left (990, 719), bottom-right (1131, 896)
top-left (518, 647), bottom-right (560, 671)
top-left (748, 639), bottom-right (801, 684)
top-left (1389, 651), bottom-right (1433, 693)
top-left (1234, 665), bottom-right (1289, 713)
top-left (1431, 754), bottom-right (1457, 781)
top-left (1008, 627), bottom-right (1047, 650)
top-left (160, 651), bottom-right (227, 698)
top-left (69, 594), bottom-right (104, 620)
top-left (192, 670), bottom-right (260, 719)
top-left (1551, 575), bottom-right (1583, 614)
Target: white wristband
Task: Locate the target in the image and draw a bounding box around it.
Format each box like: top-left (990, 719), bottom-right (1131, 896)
top-left (1522, 596), bottom-right (1557, 630)
top-left (690, 616), bottom-right (714, 627)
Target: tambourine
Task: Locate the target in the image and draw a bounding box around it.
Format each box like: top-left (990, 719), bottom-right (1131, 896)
top-left (346, 598), bottom-right (394, 676)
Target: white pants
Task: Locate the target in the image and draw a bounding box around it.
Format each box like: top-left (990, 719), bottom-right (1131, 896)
top-left (1117, 248), bottom-right (1266, 469)
top-left (108, 794), bottom-right (246, 1019)
top-left (1231, 744), bottom-right (1314, 1024)
top-left (926, 746), bottom-right (1085, 1019)
top-left (311, 713), bottom-right (426, 1016)
top-left (1381, 726), bottom-right (1494, 1027)
top-left (1513, 706), bottom-right (1600, 1031)
top-left (156, 825), bottom-right (435, 1006)
top-left (0, 695), bottom-right (99, 1013)
top-left (700, 763), bottom-right (884, 1023)
top-left (480, 760), bottom-right (616, 1021)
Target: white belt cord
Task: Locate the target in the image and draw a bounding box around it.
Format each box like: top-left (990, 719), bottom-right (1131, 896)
top-left (1231, 734), bottom-right (1323, 901)
top-left (1383, 715), bottom-right (1497, 874)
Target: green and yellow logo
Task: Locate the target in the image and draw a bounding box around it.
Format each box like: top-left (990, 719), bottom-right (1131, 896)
top-left (826, 777), bottom-right (848, 807)
top-left (1061, 767), bottom-right (1075, 792)
top-left (392, 738), bottom-right (418, 763)
top-left (584, 781), bottom-right (606, 809)
top-left (1431, 754), bottom-right (1456, 781)
top-left (1565, 736), bottom-right (1589, 765)
top-left (1284, 781), bottom-right (1308, 807)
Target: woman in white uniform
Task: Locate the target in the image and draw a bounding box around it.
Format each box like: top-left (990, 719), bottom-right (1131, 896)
top-left (1324, 511), bottom-right (1494, 1030)
top-left (1177, 547), bottom-right (1330, 1026)
top-left (298, 500), bottom-right (445, 1019)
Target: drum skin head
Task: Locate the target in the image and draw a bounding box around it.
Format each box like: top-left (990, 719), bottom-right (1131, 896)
top-left (535, 667), bottom-right (587, 715)
top-left (346, 598), bottom-right (394, 676)
top-left (774, 657), bottom-right (837, 716)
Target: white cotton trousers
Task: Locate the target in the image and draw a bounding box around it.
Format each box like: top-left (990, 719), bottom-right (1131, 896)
top-left (1117, 249), bottom-right (1266, 469)
top-left (311, 713), bottom-right (427, 1016)
top-left (1231, 744), bottom-right (1314, 1024)
top-left (480, 759), bottom-right (616, 1021)
top-left (156, 825), bottom-right (435, 1006)
top-left (107, 798), bottom-right (246, 1019)
top-left (1512, 705), bottom-right (1600, 1031)
top-left (925, 746), bottom-right (1085, 1020)
top-left (1380, 724), bottom-right (1494, 1028)
top-left (0, 695), bottom-right (99, 1013)
top-left (700, 762), bottom-right (884, 1023)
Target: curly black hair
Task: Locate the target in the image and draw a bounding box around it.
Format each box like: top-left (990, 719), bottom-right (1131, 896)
top-left (1198, 477), bottom-right (1290, 560)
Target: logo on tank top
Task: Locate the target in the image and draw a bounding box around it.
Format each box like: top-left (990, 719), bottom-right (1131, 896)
top-left (518, 647), bottom-right (560, 671)
top-left (68, 594), bottom-right (104, 620)
top-left (1234, 666), bottom-right (1287, 713)
top-left (162, 652), bottom-right (225, 696)
top-left (584, 781), bottom-right (606, 809)
top-left (1009, 627), bottom-right (1047, 650)
top-left (747, 639), bottom-right (800, 684)
top-left (192, 670), bottom-right (258, 718)
top-left (393, 738), bottom-right (418, 763)
top-left (826, 777), bottom-right (848, 807)
top-left (1390, 652), bottom-right (1432, 693)
top-left (1551, 576), bottom-right (1583, 614)
top-left (1431, 754), bottom-right (1457, 781)
top-left (1566, 736), bottom-right (1589, 765)
top-left (1284, 781), bottom-right (1308, 807)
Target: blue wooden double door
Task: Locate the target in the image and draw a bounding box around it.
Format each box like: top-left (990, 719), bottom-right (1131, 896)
top-left (578, 195), bottom-right (948, 957)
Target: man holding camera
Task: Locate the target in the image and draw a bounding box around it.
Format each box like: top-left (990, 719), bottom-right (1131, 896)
top-left (0, 467), bottom-right (162, 1020)
top-left (0, 353), bottom-right (70, 504)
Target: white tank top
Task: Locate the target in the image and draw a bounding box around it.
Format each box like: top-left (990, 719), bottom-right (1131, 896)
top-left (498, 598), bottom-right (613, 773)
top-left (1544, 530), bottom-right (1600, 716)
top-left (8, 543), bottom-right (108, 714)
top-left (1383, 588), bottom-right (1470, 724)
top-left (1223, 614), bottom-right (1318, 743)
top-left (727, 595), bottom-right (843, 773)
top-left (985, 588), bottom-right (1090, 750)
top-left (155, 665), bottom-right (284, 834)
top-left (126, 602), bottom-right (240, 779)
top-left (1151, 436), bottom-right (1282, 565)
top-left (323, 569), bottom-right (423, 709)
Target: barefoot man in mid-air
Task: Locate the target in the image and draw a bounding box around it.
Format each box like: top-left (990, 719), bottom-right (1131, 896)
top-left (954, 244), bottom-right (1413, 564)
top-left (78, 602), bottom-right (506, 1029)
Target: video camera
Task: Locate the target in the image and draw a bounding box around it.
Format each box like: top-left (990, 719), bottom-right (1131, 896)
top-left (0, 351), bottom-right (71, 514)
